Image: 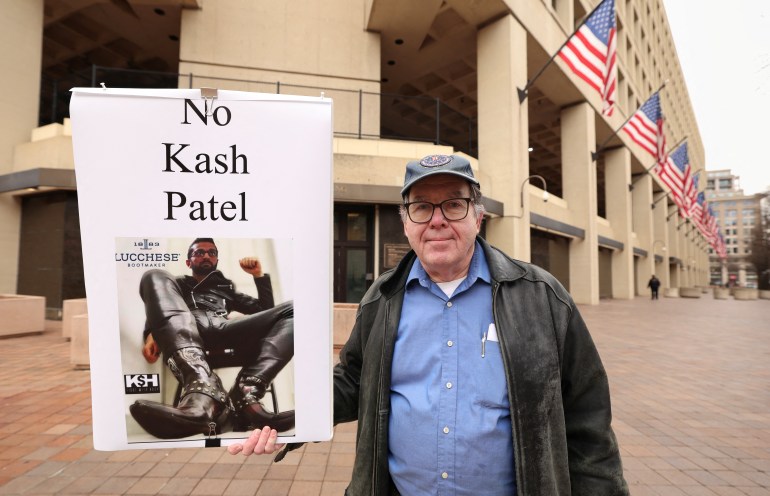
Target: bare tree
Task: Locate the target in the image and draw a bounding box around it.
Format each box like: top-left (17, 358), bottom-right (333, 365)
top-left (749, 191), bottom-right (770, 289)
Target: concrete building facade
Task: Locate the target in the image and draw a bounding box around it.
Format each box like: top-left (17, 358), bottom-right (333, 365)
top-left (705, 169), bottom-right (764, 287)
top-left (0, 0), bottom-right (712, 315)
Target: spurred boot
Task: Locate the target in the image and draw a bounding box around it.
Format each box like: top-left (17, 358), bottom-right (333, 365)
top-left (130, 347), bottom-right (229, 439)
top-left (230, 375), bottom-right (295, 433)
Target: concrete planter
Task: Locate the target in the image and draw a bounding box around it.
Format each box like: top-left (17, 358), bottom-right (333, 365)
top-left (760, 290), bottom-right (770, 300)
top-left (70, 313), bottom-right (90, 369)
top-left (713, 288), bottom-right (730, 300)
top-left (733, 288), bottom-right (759, 301)
top-left (663, 287), bottom-right (679, 298)
top-left (679, 287), bottom-right (701, 298)
top-left (62, 298), bottom-right (88, 340)
top-left (0, 294), bottom-right (46, 337)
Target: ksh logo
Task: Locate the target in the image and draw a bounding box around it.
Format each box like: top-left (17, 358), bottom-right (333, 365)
top-left (124, 374), bottom-right (161, 394)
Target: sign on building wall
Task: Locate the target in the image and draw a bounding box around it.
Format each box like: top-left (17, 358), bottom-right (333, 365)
top-left (70, 88), bottom-right (333, 450)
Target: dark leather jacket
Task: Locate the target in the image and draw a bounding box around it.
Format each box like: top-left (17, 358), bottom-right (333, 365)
top-left (331, 238), bottom-right (628, 495)
top-left (175, 270), bottom-right (274, 316)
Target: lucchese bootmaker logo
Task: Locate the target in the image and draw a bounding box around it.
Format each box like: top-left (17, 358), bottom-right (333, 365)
top-left (419, 155), bottom-right (452, 168)
top-left (115, 238), bottom-right (180, 268)
top-left (124, 374), bottom-right (161, 394)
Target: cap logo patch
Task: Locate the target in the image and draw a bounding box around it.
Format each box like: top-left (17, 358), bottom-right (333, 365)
top-left (419, 155), bottom-right (452, 168)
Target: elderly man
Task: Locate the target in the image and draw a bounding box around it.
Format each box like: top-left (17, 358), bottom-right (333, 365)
top-left (130, 238), bottom-right (295, 439)
top-left (231, 155), bottom-right (628, 495)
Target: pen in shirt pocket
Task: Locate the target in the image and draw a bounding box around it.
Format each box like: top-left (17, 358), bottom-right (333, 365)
top-left (481, 328), bottom-right (487, 358)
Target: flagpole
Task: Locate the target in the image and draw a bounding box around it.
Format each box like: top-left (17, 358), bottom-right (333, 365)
top-left (592, 80), bottom-right (668, 161)
top-left (651, 191), bottom-right (668, 209)
top-left (666, 206), bottom-right (679, 221)
top-left (630, 135), bottom-right (687, 187)
top-left (517, 0), bottom-right (609, 103)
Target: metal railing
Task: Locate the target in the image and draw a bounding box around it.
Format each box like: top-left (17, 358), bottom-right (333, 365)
top-left (40, 65), bottom-right (478, 157)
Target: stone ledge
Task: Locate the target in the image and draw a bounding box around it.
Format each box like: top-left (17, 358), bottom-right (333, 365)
top-left (333, 303), bottom-right (358, 349)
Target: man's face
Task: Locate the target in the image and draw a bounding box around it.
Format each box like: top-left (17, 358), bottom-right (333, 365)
top-left (186, 241), bottom-right (219, 277)
top-left (403, 175), bottom-right (482, 282)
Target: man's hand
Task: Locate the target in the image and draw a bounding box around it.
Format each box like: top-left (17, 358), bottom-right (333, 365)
top-left (228, 426), bottom-right (284, 456)
top-left (239, 257), bottom-right (263, 277)
top-left (142, 334), bottom-right (160, 364)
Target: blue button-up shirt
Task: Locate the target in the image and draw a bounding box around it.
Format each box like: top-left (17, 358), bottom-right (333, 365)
top-left (388, 243), bottom-right (516, 495)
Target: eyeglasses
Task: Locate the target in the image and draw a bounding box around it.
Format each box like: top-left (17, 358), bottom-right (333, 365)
top-left (403, 198), bottom-right (472, 224)
top-left (191, 248), bottom-right (218, 258)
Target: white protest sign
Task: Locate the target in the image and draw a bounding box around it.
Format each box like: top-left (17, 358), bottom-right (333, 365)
top-left (70, 88), bottom-right (333, 450)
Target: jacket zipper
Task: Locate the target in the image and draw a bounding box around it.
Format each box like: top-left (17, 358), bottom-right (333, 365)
top-left (190, 271), bottom-right (216, 309)
top-left (372, 302), bottom-right (390, 495)
top-left (492, 281), bottom-right (525, 495)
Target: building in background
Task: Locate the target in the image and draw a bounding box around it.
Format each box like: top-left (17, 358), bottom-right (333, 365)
top-left (1, 0), bottom-right (712, 317)
top-left (705, 170), bottom-right (763, 287)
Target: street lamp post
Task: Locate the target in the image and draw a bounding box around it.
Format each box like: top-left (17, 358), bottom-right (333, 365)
top-left (513, 175), bottom-right (549, 218)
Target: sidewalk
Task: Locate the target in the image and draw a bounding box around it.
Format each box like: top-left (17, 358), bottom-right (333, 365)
top-left (0, 294), bottom-right (768, 495)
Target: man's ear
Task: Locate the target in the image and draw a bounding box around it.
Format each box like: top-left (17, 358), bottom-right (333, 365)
top-left (185, 259), bottom-right (192, 269)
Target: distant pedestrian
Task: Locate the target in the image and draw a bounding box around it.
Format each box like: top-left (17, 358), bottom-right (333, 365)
top-left (648, 275), bottom-right (661, 300)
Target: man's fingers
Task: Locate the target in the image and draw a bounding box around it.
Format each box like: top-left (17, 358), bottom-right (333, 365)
top-left (229, 427), bottom-right (283, 456)
top-left (227, 444), bottom-right (243, 455)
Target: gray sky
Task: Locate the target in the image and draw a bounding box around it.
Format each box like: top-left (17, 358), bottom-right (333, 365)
top-left (663, 0), bottom-right (770, 195)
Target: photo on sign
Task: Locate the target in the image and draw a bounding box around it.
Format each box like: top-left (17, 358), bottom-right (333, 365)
top-left (115, 236), bottom-right (295, 444)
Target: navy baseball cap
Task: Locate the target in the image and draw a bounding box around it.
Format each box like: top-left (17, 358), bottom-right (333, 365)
top-left (400, 154), bottom-right (479, 196)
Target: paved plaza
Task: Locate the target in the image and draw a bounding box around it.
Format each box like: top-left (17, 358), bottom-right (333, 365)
top-left (0, 293), bottom-right (768, 495)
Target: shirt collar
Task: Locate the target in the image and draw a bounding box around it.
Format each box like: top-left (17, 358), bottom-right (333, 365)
top-left (406, 241), bottom-right (490, 290)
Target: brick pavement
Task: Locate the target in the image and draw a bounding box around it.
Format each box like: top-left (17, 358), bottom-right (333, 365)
top-left (0, 293), bottom-right (768, 495)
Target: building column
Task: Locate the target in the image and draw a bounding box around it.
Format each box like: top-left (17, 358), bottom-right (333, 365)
top-left (562, 103), bottom-right (598, 304)
top-left (667, 207), bottom-right (681, 288)
top-left (681, 223), bottom-right (691, 286)
top-left (652, 192), bottom-right (670, 289)
top-left (0, 0), bottom-right (43, 294)
top-left (605, 148), bottom-right (633, 299)
top-left (632, 175), bottom-right (654, 296)
top-left (477, 15), bottom-right (530, 260)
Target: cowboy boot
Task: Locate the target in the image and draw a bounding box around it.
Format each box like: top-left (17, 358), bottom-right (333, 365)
top-left (130, 347), bottom-right (229, 439)
top-left (230, 374), bottom-right (295, 433)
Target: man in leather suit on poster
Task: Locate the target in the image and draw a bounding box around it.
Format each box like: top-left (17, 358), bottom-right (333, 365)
top-left (129, 238), bottom-right (295, 439)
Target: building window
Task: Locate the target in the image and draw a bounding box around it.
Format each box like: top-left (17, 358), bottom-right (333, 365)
top-left (719, 178), bottom-right (732, 189)
top-left (334, 206), bottom-right (374, 303)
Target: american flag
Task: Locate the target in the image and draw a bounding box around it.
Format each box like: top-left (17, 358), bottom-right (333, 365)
top-left (557, 0), bottom-right (617, 116)
top-left (705, 205), bottom-right (719, 244)
top-left (621, 92), bottom-right (666, 164)
top-left (691, 191), bottom-right (706, 236)
top-left (655, 142), bottom-right (691, 217)
top-left (686, 173), bottom-right (700, 217)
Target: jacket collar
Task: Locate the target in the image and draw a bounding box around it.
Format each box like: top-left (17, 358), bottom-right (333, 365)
top-left (379, 236), bottom-right (527, 298)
